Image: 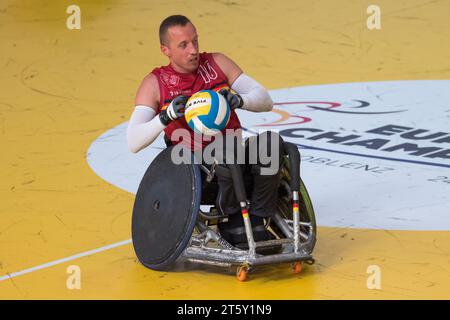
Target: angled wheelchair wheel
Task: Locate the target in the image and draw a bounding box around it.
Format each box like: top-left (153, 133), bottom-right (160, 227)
top-left (271, 156), bottom-right (317, 253)
top-left (131, 146), bottom-right (202, 271)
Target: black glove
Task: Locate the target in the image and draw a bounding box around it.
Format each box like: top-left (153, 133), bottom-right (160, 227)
top-left (159, 95), bottom-right (189, 126)
top-left (219, 89), bottom-right (244, 110)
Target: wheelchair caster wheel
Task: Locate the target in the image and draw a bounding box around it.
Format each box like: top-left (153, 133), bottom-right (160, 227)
top-left (236, 265), bottom-right (249, 282)
top-left (293, 262), bottom-right (302, 274)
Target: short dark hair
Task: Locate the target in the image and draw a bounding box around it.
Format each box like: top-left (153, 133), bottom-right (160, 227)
top-left (159, 15), bottom-right (192, 45)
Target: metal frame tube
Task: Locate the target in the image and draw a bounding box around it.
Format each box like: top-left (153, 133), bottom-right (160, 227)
top-left (272, 213), bottom-right (293, 238)
top-left (293, 191), bottom-right (300, 253)
top-left (241, 202), bottom-right (256, 256)
top-left (182, 246), bottom-right (312, 267)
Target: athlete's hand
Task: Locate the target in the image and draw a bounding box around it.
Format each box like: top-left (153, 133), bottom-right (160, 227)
top-left (159, 95), bottom-right (189, 126)
top-left (219, 89), bottom-right (244, 110)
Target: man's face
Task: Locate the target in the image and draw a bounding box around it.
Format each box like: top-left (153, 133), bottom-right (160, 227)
top-left (161, 23), bottom-right (199, 73)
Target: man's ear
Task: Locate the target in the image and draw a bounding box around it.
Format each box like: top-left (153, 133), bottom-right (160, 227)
top-left (160, 44), bottom-right (170, 58)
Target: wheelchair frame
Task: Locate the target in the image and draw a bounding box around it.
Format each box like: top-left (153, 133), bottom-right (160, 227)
top-left (179, 142), bottom-right (316, 281)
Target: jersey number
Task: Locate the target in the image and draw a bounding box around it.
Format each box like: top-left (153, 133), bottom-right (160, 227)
top-left (198, 61), bottom-right (218, 84)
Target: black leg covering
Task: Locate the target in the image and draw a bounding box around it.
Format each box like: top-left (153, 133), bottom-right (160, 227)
top-left (215, 131), bottom-right (284, 218)
top-left (247, 131), bottom-right (284, 217)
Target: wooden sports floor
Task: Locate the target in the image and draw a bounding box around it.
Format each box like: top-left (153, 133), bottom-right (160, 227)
top-left (1, 0), bottom-right (450, 299)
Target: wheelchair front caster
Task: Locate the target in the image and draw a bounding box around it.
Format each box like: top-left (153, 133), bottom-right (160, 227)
top-left (236, 264), bottom-right (250, 282)
top-left (293, 262), bottom-right (302, 274)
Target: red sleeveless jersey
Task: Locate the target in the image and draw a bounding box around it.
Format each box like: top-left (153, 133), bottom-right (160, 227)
top-left (151, 52), bottom-right (241, 150)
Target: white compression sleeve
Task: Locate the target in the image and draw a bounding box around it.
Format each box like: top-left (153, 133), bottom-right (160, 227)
top-left (126, 105), bottom-right (166, 153)
top-left (230, 73), bottom-right (273, 112)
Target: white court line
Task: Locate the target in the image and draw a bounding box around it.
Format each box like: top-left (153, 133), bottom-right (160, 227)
top-left (0, 239), bottom-right (132, 282)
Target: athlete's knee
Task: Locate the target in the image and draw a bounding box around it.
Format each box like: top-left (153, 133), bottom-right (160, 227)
top-left (247, 131), bottom-right (284, 175)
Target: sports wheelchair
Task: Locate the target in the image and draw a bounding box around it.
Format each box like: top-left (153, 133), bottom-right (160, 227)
top-left (131, 139), bottom-right (316, 281)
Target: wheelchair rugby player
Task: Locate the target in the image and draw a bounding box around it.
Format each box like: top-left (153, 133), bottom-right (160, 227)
top-left (127, 15), bottom-right (316, 280)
